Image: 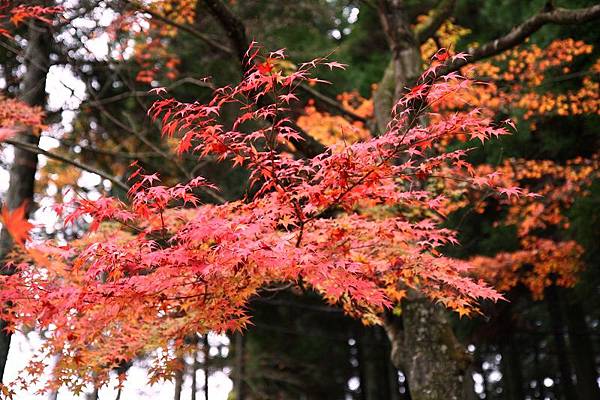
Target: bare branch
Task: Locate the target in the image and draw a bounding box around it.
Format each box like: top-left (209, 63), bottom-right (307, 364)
top-left (121, 0), bottom-right (234, 55)
top-left (4, 138), bottom-right (130, 192)
top-left (445, 4), bottom-right (600, 73)
top-left (298, 83), bottom-right (368, 124)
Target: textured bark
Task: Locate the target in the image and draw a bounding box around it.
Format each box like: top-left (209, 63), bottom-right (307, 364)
top-left (385, 298), bottom-right (471, 400)
top-left (0, 16), bottom-right (52, 381)
top-left (374, 2), bottom-right (600, 399)
top-left (374, 0), bottom-right (422, 132)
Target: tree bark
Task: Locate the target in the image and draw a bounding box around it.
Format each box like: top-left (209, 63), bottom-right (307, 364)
top-left (0, 15), bottom-right (52, 382)
top-left (385, 298), bottom-right (471, 400)
top-left (374, 2), bottom-right (600, 399)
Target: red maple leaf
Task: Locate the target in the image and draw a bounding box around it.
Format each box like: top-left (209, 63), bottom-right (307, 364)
top-left (257, 59), bottom-right (274, 75)
top-left (1, 202), bottom-right (33, 246)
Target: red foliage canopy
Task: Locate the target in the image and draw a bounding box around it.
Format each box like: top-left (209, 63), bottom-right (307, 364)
top-left (0, 46), bottom-right (524, 392)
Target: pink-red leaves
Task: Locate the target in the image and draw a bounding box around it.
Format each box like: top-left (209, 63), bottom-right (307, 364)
top-left (0, 46), bottom-right (527, 391)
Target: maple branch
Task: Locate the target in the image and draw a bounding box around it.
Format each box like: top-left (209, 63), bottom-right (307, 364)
top-left (402, 3), bottom-right (600, 124)
top-left (414, 0), bottom-right (456, 44)
top-left (198, 0), bottom-right (328, 158)
top-left (120, 0), bottom-right (233, 55)
top-left (4, 138), bottom-right (130, 192)
top-left (444, 3), bottom-right (600, 74)
top-left (298, 83), bottom-right (368, 123)
top-left (201, 0), bottom-right (248, 64)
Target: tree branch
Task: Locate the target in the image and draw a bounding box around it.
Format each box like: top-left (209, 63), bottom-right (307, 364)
top-left (199, 0), bottom-right (327, 158)
top-left (121, 0), bottom-right (233, 55)
top-left (414, 0), bottom-right (456, 44)
top-left (4, 138), bottom-right (130, 192)
top-left (298, 83), bottom-right (368, 123)
top-left (445, 4), bottom-right (600, 74)
top-left (201, 0), bottom-right (248, 64)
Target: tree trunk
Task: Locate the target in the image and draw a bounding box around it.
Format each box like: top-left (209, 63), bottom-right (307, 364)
top-left (358, 327), bottom-right (395, 400)
top-left (385, 298), bottom-right (471, 400)
top-left (85, 387), bottom-right (99, 400)
top-left (191, 348), bottom-right (198, 400)
top-left (233, 332), bottom-right (246, 400)
top-left (0, 15), bottom-right (52, 382)
top-left (500, 333), bottom-right (525, 400)
top-left (545, 284), bottom-right (578, 400)
top-left (375, 2), bottom-right (472, 399)
top-left (202, 334), bottom-right (209, 400)
top-left (563, 294), bottom-right (599, 400)
top-left (173, 358), bottom-right (184, 400)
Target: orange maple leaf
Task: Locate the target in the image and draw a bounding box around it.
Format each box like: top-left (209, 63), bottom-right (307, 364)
top-left (1, 202), bottom-right (33, 245)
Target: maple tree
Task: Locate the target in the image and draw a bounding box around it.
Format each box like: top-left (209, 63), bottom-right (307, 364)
top-left (0, 45), bottom-right (529, 393)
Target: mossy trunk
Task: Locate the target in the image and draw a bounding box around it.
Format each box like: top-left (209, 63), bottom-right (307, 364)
top-left (385, 298), bottom-right (472, 400)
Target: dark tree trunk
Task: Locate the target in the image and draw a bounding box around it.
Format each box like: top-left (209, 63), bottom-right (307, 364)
top-left (563, 295), bottom-right (600, 400)
top-left (191, 347), bottom-right (198, 400)
top-left (378, 325), bottom-right (402, 400)
top-left (0, 15), bottom-right (52, 382)
top-left (545, 284), bottom-right (578, 400)
top-left (203, 334), bottom-right (209, 400)
top-left (500, 333), bottom-right (525, 400)
top-left (358, 327), bottom-right (396, 400)
top-left (174, 358), bottom-right (184, 400)
top-left (234, 332), bottom-right (246, 400)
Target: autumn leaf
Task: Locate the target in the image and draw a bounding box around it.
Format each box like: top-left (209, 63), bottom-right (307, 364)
top-left (257, 58), bottom-right (274, 75)
top-left (1, 202), bottom-right (34, 246)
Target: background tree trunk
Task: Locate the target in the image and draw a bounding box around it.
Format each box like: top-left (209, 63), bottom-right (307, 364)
top-left (564, 296), bottom-right (600, 400)
top-left (0, 15), bottom-right (53, 381)
top-left (233, 332), bottom-right (246, 400)
top-left (545, 284), bottom-right (578, 400)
